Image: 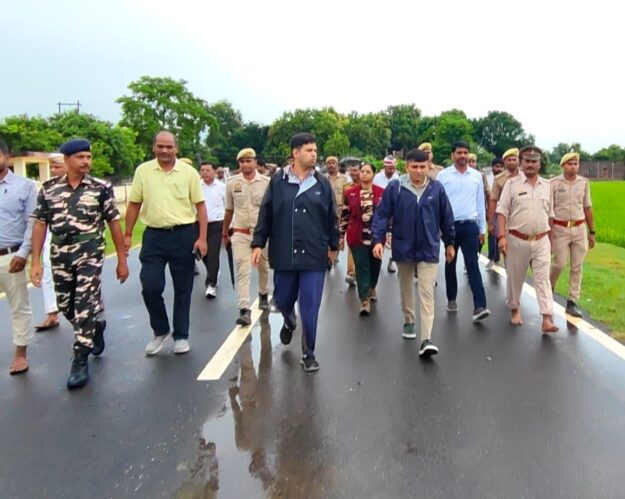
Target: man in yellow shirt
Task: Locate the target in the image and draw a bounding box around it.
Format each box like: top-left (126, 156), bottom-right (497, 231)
top-left (125, 130), bottom-right (207, 356)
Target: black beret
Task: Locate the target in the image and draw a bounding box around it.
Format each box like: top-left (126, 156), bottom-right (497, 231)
top-left (59, 138), bottom-right (91, 156)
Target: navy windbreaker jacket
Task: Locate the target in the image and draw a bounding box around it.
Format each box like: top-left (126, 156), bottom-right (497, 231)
top-left (371, 176), bottom-right (455, 263)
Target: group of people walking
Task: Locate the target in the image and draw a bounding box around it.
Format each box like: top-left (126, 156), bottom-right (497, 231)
top-left (0, 130), bottom-right (595, 389)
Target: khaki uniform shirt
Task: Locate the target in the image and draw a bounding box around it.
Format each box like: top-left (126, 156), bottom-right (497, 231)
top-left (496, 176), bottom-right (553, 235)
top-left (326, 173), bottom-right (350, 216)
top-left (550, 174), bottom-right (592, 221)
top-left (129, 159), bottom-right (204, 227)
top-left (428, 164), bottom-right (444, 180)
top-left (225, 171), bottom-right (269, 229)
top-left (490, 170), bottom-right (524, 202)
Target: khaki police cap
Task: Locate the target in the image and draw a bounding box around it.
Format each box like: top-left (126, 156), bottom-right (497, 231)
top-left (502, 148), bottom-right (519, 160)
top-left (560, 152), bottom-right (580, 166)
top-left (179, 157), bottom-right (193, 165)
top-left (418, 142), bottom-right (432, 151)
top-left (237, 148), bottom-right (256, 161)
top-left (519, 145), bottom-right (542, 160)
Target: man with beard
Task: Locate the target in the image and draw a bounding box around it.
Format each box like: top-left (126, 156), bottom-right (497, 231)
top-left (437, 141), bottom-right (490, 322)
top-left (497, 146), bottom-right (558, 333)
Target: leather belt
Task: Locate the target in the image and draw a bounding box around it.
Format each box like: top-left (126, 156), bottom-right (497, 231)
top-left (508, 229), bottom-right (550, 241)
top-left (0, 244), bottom-right (20, 256)
top-left (553, 219), bottom-right (585, 228)
top-left (455, 219), bottom-right (477, 225)
top-left (148, 223), bottom-right (195, 232)
top-left (232, 228), bottom-right (251, 235)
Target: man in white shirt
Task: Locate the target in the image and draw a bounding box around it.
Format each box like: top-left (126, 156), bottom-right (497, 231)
top-left (200, 162), bottom-right (226, 298)
top-left (373, 155), bottom-right (400, 272)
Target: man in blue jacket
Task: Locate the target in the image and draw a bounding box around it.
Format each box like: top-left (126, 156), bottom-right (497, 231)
top-left (372, 149), bottom-right (455, 357)
top-left (252, 133), bottom-right (339, 372)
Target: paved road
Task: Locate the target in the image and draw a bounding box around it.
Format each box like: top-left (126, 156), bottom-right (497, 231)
top-left (1, 250), bottom-right (625, 499)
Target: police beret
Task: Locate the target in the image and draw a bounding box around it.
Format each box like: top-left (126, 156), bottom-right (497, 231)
top-left (325, 156), bottom-right (338, 164)
top-left (418, 142), bottom-right (433, 151)
top-left (236, 148), bottom-right (256, 161)
top-left (179, 157), bottom-right (193, 165)
top-left (502, 148), bottom-right (519, 160)
top-left (59, 138), bottom-right (91, 156)
top-left (468, 153), bottom-right (478, 161)
top-left (560, 152), bottom-right (580, 166)
top-left (519, 145), bottom-right (542, 159)
top-left (48, 152), bottom-right (65, 164)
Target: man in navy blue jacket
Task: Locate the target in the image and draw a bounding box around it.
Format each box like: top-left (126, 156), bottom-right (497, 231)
top-left (252, 133), bottom-right (339, 372)
top-left (372, 149), bottom-right (455, 357)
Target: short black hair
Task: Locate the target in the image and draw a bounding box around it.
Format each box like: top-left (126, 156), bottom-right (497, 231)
top-left (491, 157), bottom-right (504, 166)
top-left (359, 162), bottom-right (376, 173)
top-left (0, 139), bottom-right (8, 155)
top-left (290, 132), bottom-right (316, 151)
top-left (200, 161), bottom-right (216, 170)
top-left (405, 149), bottom-right (429, 163)
top-left (451, 140), bottom-right (470, 152)
top-left (256, 159), bottom-right (266, 167)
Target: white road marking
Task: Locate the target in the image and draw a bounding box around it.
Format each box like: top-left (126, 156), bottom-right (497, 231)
top-left (479, 254), bottom-right (625, 361)
top-left (197, 297), bottom-right (265, 381)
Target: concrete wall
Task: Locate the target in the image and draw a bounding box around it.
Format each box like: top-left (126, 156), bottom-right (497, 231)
top-left (580, 161), bottom-right (625, 180)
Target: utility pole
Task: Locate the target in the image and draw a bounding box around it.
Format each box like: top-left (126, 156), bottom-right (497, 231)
top-left (57, 101), bottom-right (81, 114)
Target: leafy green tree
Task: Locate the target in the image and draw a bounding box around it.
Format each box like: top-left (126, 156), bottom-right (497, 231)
top-left (345, 112), bottom-right (391, 158)
top-left (593, 144), bottom-right (625, 162)
top-left (116, 76), bottom-right (217, 159)
top-left (0, 115), bottom-right (63, 152)
top-left (324, 130), bottom-right (350, 157)
top-left (205, 100), bottom-right (244, 164)
top-left (431, 109), bottom-right (474, 164)
top-left (473, 111), bottom-right (534, 157)
top-left (386, 104), bottom-right (422, 152)
top-left (230, 122), bottom-right (269, 161)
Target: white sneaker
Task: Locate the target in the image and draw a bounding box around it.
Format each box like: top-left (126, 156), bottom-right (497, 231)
top-left (205, 285), bottom-right (217, 298)
top-left (485, 260), bottom-right (494, 271)
top-left (145, 333), bottom-right (172, 356)
top-left (174, 339), bottom-right (191, 354)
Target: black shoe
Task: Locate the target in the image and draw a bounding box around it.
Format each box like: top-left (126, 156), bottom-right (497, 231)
top-left (236, 309), bottom-right (252, 326)
top-left (418, 339), bottom-right (439, 358)
top-left (258, 293), bottom-right (269, 311)
top-left (92, 319), bottom-right (106, 356)
top-left (472, 307), bottom-right (490, 322)
top-left (67, 347), bottom-right (91, 390)
top-left (300, 356), bottom-right (320, 372)
top-left (566, 300), bottom-right (583, 318)
top-left (280, 310), bottom-right (297, 345)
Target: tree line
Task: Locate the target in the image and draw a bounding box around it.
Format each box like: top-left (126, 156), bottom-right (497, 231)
top-left (1, 75), bottom-right (624, 179)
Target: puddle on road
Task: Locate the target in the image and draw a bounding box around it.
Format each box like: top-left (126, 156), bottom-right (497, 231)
top-left (176, 313), bottom-right (334, 499)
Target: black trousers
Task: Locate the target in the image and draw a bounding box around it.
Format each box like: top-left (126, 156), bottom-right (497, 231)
top-left (203, 221), bottom-right (223, 287)
top-left (139, 224), bottom-right (197, 339)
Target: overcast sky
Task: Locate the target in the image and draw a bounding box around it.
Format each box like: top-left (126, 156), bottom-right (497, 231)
top-left (3, 0), bottom-right (623, 153)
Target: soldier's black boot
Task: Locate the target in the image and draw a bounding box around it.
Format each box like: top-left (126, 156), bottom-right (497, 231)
top-left (565, 300), bottom-right (583, 318)
top-left (67, 346), bottom-right (91, 390)
top-left (92, 319), bottom-right (107, 356)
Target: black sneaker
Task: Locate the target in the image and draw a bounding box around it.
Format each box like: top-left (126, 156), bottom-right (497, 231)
top-left (67, 346), bottom-right (91, 390)
top-left (258, 293), bottom-right (269, 311)
top-left (565, 300), bottom-right (583, 318)
top-left (300, 356), bottom-right (320, 372)
top-left (418, 339), bottom-right (439, 358)
top-left (472, 307), bottom-right (490, 322)
top-left (91, 319), bottom-right (106, 357)
top-left (236, 309), bottom-right (252, 326)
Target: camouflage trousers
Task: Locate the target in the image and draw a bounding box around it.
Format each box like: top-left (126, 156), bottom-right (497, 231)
top-left (51, 239), bottom-right (104, 351)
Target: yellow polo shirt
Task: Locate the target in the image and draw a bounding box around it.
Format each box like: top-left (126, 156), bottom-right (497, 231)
top-left (129, 159), bottom-right (204, 227)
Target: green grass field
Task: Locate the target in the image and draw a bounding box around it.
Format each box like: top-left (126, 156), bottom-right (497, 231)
top-left (590, 181), bottom-right (625, 248)
top-left (104, 218), bottom-right (145, 254)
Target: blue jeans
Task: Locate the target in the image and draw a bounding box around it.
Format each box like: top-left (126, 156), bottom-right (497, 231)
top-left (444, 221), bottom-right (487, 309)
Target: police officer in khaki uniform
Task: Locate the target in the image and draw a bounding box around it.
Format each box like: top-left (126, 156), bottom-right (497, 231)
top-left (497, 145), bottom-right (558, 333)
top-left (488, 147), bottom-right (523, 236)
top-left (418, 143), bottom-right (444, 180)
top-left (325, 156), bottom-right (349, 217)
top-left (223, 148), bottom-right (270, 326)
top-left (549, 152), bottom-right (595, 317)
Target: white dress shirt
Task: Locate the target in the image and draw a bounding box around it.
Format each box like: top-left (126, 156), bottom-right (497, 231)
top-left (201, 179), bottom-right (226, 222)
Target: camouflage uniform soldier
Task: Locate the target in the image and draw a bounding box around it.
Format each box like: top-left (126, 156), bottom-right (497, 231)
top-left (31, 139), bottom-right (129, 390)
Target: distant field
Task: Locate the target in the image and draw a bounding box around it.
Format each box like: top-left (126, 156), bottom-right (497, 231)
top-left (104, 218), bottom-right (145, 255)
top-left (590, 181), bottom-right (625, 248)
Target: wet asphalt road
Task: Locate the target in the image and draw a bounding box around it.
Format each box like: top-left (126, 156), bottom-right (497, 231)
top-left (1, 249), bottom-right (625, 499)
